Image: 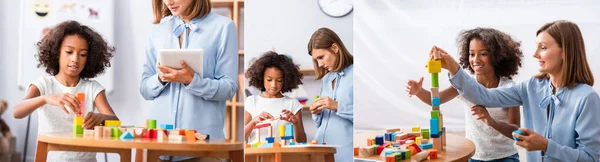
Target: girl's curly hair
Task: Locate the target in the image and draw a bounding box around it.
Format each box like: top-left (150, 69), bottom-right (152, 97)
top-left (36, 20), bottom-right (115, 79)
top-left (457, 28), bottom-right (523, 79)
top-left (246, 51), bottom-right (303, 93)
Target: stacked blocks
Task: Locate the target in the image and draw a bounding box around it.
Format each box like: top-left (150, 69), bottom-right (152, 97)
top-left (428, 51), bottom-right (446, 151)
top-left (73, 116), bottom-right (83, 135)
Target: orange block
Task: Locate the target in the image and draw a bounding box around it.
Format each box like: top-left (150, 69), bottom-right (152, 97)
top-left (185, 130), bottom-right (196, 142)
top-left (429, 149), bottom-right (438, 159)
top-left (354, 147), bottom-right (359, 156)
top-left (367, 139), bottom-right (373, 146)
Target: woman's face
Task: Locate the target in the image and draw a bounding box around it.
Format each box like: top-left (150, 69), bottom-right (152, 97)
top-left (59, 34), bottom-right (88, 77)
top-left (468, 38), bottom-right (494, 75)
top-left (263, 67), bottom-right (283, 96)
top-left (163, 0), bottom-right (193, 17)
top-left (534, 31), bottom-right (564, 75)
top-left (311, 44), bottom-right (339, 72)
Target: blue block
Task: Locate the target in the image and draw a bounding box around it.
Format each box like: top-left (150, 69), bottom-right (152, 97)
top-left (430, 118), bottom-right (439, 135)
top-left (393, 144), bottom-right (401, 147)
top-left (420, 143), bottom-right (433, 149)
top-left (391, 132), bottom-right (397, 141)
top-left (431, 133), bottom-right (439, 138)
top-left (289, 142), bottom-right (296, 145)
top-left (159, 124), bottom-right (174, 130)
top-left (282, 136), bottom-right (293, 140)
top-left (265, 137), bottom-right (275, 143)
top-left (513, 130), bottom-right (523, 141)
top-left (384, 132), bottom-right (393, 141)
top-left (431, 97), bottom-right (441, 106)
top-left (119, 132), bottom-right (134, 140)
top-left (375, 135), bottom-right (384, 145)
top-left (261, 143), bottom-right (273, 148)
top-left (285, 124), bottom-right (294, 137)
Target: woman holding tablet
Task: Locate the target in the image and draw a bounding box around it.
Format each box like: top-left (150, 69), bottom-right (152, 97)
top-left (140, 0), bottom-right (238, 161)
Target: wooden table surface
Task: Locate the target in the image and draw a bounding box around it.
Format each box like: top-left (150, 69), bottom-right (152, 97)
top-left (35, 132), bottom-right (244, 162)
top-left (245, 146), bottom-right (336, 162)
top-left (354, 131), bottom-right (475, 162)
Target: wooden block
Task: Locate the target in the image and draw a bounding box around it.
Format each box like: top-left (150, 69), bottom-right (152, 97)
top-left (149, 129), bottom-right (158, 139)
top-left (267, 126), bottom-right (272, 137)
top-left (414, 150), bottom-right (429, 161)
top-left (278, 125), bottom-right (285, 137)
top-left (431, 97), bottom-right (441, 106)
top-left (168, 135), bottom-right (186, 141)
top-left (407, 132), bottom-right (421, 137)
top-left (431, 73), bottom-right (439, 87)
top-left (428, 60), bottom-right (441, 73)
top-left (429, 149), bottom-right (438, 159)
top-left (415, 137), bottom-right (422, 145)
top-left (432, 106), bottom-right (440, 110)
top-left (104, 120), bottom-right (121, 127)
top-left (195, 133), bottom-right (209, 140)
top-left (157, 129), bottom-right (168, 141)
top-left (420, 138), bottom-right (429, 144)
top-left (185, 130), bottom-right (196, 142)
top-left (433, 138), bottom-right (442, 151)
top-left (430, 87), bottom-right (440, 98)
top-left (433, 51), bottom-right (441, 60)
top-left (440, 114), bottom-right (444, 131)
top-left (146, 119), bottom-right (156, 129)
top-left (411, 126), bottom-right (420, 132)
top-left (83, 129), bottom-right (95, 137)
top-left (133, 127), bottom-right (147, 138)
top-left (73, 116), bottom-right (83, 125)
top-left (103, 127), bottom-right (112, 137)
top-left (94, 126), bottom-right (104, 139)
top-left (385, 128), bottom-right (400, 133)
top-left (311, 140), bottom-right (318, 144)
top-left (430, 118), bottom-right (440, 135)
top-left (394, 132), bottom-right (409, 140)
top-left (354, 147), bottom-right (359, 156)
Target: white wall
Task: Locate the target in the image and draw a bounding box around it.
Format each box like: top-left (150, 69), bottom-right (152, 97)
top-left (354, 0), bottom-right (600, 132)
top-left (244, 0), bottom-right (353, 142)
top-left (0, 1), bottom-right (244, 161)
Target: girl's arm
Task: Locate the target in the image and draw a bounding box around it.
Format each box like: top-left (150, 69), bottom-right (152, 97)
top-left (244, 110), bottom-right (257, 141)
top-left (413, 86), bottom-right (459, 106)
top-left (82, 90), bottom-right (118, 129)
top-left (13, 85), bottom-right (79, 119)
top-left (293, 110), bottom-right (307, 142)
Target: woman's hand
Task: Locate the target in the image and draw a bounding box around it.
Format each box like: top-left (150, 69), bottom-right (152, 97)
top-left (44, 93), bottom-right (81, 115)
top-left (157, 61), bottom-right (195, 85)
top-left (280, 109), bottom-right (300, 124)
top-left (406, 77), bottom-right (424, 97)
top-left (513, 128), bottom-right (549, 151)
top-left (429, 46), bottom-right (461, 75)
top-left (251, 112), bottom-right (274, 124)
top-left (471, 105), bottom-right (497, 126)
top-left (311, 97), bottom-right (338, 114)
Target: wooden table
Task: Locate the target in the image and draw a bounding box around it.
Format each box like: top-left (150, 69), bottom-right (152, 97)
top-left (353, 131), bottom-right (475, 162)
top-left (245, 146), bottom-right (336, 162)
top-left (35, 132), bottom-right (244, 162)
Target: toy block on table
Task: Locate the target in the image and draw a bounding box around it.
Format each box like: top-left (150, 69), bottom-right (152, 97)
top-left (278, 125), bottom-right (285, 137)
top-left (420, 143), bottom-right (433, 149)
top-left (375, 135), bottom-right (384, 145)
top-left (311, 140), bottom-right (318, 144)
top-left (367, 138), bottom-right (374, 146)
top-left (146, 119), bottom-right (157, 129)
top-left (420, 138), bottom-right (429, 144)
top-left (411, 126), bottom-right (420, 132)
top-left (430, 118), bottom-right (440, 135)
top-left (195, 133), bottom-right (209, 140)
top-left (159, 124), bottom-right (174, 130)
top-left (185, 130), bottom-right (196, 141)
top-left (94, 126), bottom-right (103, 138)
top-left (285, 124), bottom-right (294, 136)
top-left (83, 129), bottom-right (94, 137)
top-left (133, 127), bottom-right (147, 138)
top-left (415, 137), bottom-right (423, 145)
top-left (439, 113), bottom-right (444, 131)
top-left (384, 132), bottom-right (393, 141)
top-left (73, 116), bottom-right (83, 135)
top-left (414, 150), bottom-right (430, 161)
top-left (427, 60), bottom-right (442, 73)
top-left (421, 129), bottom-right (430, 139)
top-left (394, 132), bottom-right (409, 140)
top-left (111, 127), bottom-right (122, 137)
top-left (433, 137), bottom-right (442, 151)
top-left (358, 146), bottom-right (372, 157)
top-left (429, 149), bottom-right (438, 159)
top-left (156, 129), bottom-right (168, 141)
top-left (431, 97), bottom-right (441, 106)
top-left (119, 131), bottom-right (134, 140)
top-left (354, 147), bottom-right (359, 156)
top-left (403, 149), bottom-right (411, 159)
top-left (386, 154), bottom-right (395, 162)
top-left (104, 120), bottom-right (121, 127)
top-left (431, 73), bottom-right (439, 87)
top-left (169, 135), bottom-right (186, 141)
top-left (407, 143), bottom-right (422, 154)
top-left (407, 132), bottom-right (421, 137)
top-left (385, 128), bottom-right (401, 133)
top-left (267, 126), bottom-right (272, 137)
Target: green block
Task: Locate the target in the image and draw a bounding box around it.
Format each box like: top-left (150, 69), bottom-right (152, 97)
top-left (403, 149), bottom-right (411, 159)
top-left (431, 110), bottom-right (439, 118)
top-left (147, 119), bottom-right (157, 129)
top-left (111, 127), bottom-right (121, 137)
top-left (422, 129), bottom-right (430, 139)
top-left (73, 125), bottom-right (83, 135)
top-left (431, 73), bottom-right (439, 87)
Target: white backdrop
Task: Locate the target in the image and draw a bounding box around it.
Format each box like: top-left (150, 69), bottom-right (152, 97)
top-left (354, 0), bottom-right (600, 132)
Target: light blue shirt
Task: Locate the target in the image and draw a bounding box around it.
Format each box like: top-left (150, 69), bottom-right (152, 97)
top-left (140, 13), bottom-right (238, 161)
top-left (313, 64), bottom-right (354, 162)
top-left (449, 68), bottom-right (600, 162)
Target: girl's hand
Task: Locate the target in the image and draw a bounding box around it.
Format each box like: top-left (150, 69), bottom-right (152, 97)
top-left (44, 93), bottom-right (81, 115)
top-left (471, 105), bottom-right (496, 126)
top-left (157, 61), bottom-right (195, 85)
top-left (312, 97), bottom-right (338, 112)
top-left (513, 128), bottom-right (549, 152)
top-left (82, 112), bottom-right (106, 129)
top-left (405, 77), bottom-right (424, 97)
top-left (280, 109), bottom-right (300, 124)
top-left (429, 46), bottom-right (461, 74)
top-left (252, 112), bottom-right (274, 124)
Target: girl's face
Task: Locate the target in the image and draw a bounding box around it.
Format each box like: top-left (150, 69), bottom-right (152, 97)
top-left (263, 67), bottom-right (283, 96)
top-left (468, 38), bottom-right (494, 75)
top-left (59, 34), bottom-right (88, 77)
top-left (311, 44), bottom-right (339, 72)
top-left (534, 31), bottom-right (564, 75)
top-left (163, 0), bottom-right (193, 17)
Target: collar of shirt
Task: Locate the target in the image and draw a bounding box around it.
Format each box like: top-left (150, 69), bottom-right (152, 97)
top-left (539, 80), bottom-right (565, 109)
top-left (172, 16), bottom-right (202, 37)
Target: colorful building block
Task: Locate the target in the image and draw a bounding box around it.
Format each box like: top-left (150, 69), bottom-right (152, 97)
top-left (185, 130), bottom-right (196, 141)
top-left (412, 126), bottom-right (420, 132)
top-left (159, 124), bottom-right (174, 130)
top-left (420, 138), bottom-right (429, 144)
top-left (104, 120), bottom-right (121, 127)
top-left (415, 137), bottom-right (423, 145)
top-left (431, 97), bottom-right (441, 106)
top-left (429, 149), bottom-right (438, 159)
top-left (428, 60), bottom-right (441, 73)
top-left (278, 125), bottom-right (285, 137)
top-left (431, 73), bottom-right (439, 87)
top-left (146, 119), bottom-right (156, 129)
top-left (76, 93), bottom-right (85, 115)
top-left (157, 129), bottom-right (168, 141)
top-left (430, 87), bottom-right (440, 98)
top-left (384, 132), bottom-right (393, 141)
top-left (385, 128), bottom-right (400, 133)
top-left (420, 143), bottom-right (433, 149)
top-left (421, 128), bottom-right (430, 139)
top-left (403, 149), bottom-right (411, 159)
top-left (169, 135), bottom-right (186, 141)
top-left (94, 126), bottom-right (103, 138)
top-left (119, 131), bottom-right (134, 140)
top-left (430, 118), bottom-right (439, 135)
top-left (513, 130), bottom-right (523, 141)
top-left (375, 135), bottom-right (384, 145)
top-left (431, 110), bottom-right (439, 119)
top-left (111, 127), bottom-right (122, 137)
top-left (285, 124), bottom-right (294, 137)
top-left (414, 150), bottom-right (430, 161)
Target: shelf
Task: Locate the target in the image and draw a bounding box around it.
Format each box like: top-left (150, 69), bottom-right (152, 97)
top-left (299, 68), bottom-right (315, 76)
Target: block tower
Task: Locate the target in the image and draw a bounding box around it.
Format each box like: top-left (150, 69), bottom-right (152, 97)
top-left (428, 51), bottom-right (446, 151)
top-left (73, 93), bottom-right (86, 135)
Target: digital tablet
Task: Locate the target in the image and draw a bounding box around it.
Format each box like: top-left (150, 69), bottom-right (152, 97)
top-left (158, 49), bottom-right (204, 77)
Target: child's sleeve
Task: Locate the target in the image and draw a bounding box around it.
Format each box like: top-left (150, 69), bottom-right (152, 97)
top-left (30, 76), bottom-right (48, 95)
top-left (244, 96), bottom-right (255, 117)
top-left (90, 80), bottom-right (105, 100)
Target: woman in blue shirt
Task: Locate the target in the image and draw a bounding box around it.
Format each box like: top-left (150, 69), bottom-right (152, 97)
top-left (140, 0), bottom-right (238, 161)
top-left (434, 20), bottom-right (600, 162)
top-left (308, 27), bottom-right (353, 162)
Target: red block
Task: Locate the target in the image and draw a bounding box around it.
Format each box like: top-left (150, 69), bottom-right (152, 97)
top-left (429, 149), bottom-right (438, 159)
top-left (253, 123), bottom-right (271, 129)
top-left (376, 145), bottom-right (386, 155)
top-left (149, 129), bottom-right (158, 139)
top-left (354, 147), bottom-right (359, 156)
top-left (142, 131), bottom-right (150, 138)
top-left (386, 155), bottom-right (395, 162)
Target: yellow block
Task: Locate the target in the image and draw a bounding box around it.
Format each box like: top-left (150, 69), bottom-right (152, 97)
top-left (416, 136), bottom-right (423, 145)
top-left (412, 126), bottom-right (420, 133)
top-left (428, 60), bottom-right (442, 73)
top-left (439, 113), bottom-right (443, 131)
top-left (278, 125), bottom-right (285, 137)
top-left (105, 120), bottom-right (121, 127)
top-left (73, 116), bottom-right (83, 125)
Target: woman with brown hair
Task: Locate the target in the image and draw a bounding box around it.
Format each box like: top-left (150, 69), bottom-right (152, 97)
top-left (308, 27), bottom-right (353, 162)
top-left (140, 0), bottom-right (238, 161)
top-left (435, 20), bottom-right (600, 161)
